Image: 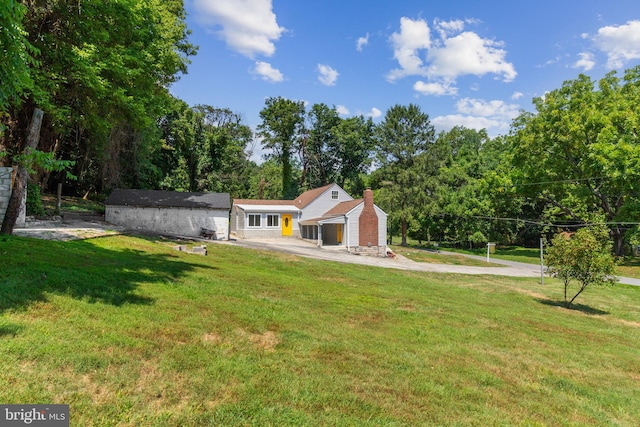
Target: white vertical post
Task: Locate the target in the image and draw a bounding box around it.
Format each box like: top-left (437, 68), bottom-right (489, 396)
top-left (487, 242), bottom-right (490, 263)
top-left (540, 237), bottom-right (544, 285)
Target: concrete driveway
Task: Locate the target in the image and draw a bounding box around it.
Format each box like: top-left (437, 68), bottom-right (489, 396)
top-left (225, 238), bottom-right (542, 277)
top-left (15, 218), bottom-right (639, 285)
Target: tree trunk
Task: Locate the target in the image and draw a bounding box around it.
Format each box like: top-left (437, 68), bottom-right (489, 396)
top-left (612, 227), bottom-right (625, 257)
top-left (401, 217), bottom-right (408, 246)
top-left (1, 108), bottom-right (43, 235)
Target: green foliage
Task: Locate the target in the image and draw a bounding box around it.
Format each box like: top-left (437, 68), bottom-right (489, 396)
top-left (25, 182), bottom-right (45, 216)
top-left (546, 224), bottom-right (617, 308)
top-left (15, 149), bottom-right (76, 180)
top-left (0, 1), bottom-right (38, 112)
top-left (2, 0), bottom-right (196, 193)
top-left (257, 97), bottom-right (306, 199)
top-left (158, 101), bottom-right (254, 197)
top-left (374, 104), bottom-right (436, 245)
top-left (510, 66), bottom-right (640, 255)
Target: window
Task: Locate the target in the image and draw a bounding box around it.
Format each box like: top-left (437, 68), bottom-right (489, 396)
top-left (266, 214), bottom-right (279, 227)
top-left (332, 190), bottom-right (339, 200)
top-left (248, 214), bottom-right (261, 227)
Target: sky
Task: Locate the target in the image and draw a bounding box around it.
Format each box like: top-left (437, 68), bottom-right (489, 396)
top-left (171, 0), bottom-right (640, 160)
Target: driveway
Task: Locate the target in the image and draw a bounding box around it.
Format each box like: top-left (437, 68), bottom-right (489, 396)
top-left (14, 218), bottom-right (640, 285)
top-left (224, 238), bottom-right (542, 277)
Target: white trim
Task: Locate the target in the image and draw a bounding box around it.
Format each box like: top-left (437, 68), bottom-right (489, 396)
top-left (236, 204), bottom-right (300, 213)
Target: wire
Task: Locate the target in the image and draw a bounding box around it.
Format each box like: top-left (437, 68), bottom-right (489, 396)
top-left (470, 215), bottom-right (640, 228)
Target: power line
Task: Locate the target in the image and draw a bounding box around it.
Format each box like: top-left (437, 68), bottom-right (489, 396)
top-left (470, 215), bottom-right (640, 228)
top-left (512, 176), bottom-right (608, 187)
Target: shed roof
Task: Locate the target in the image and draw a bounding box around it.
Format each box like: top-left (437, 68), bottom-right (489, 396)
top-left (323, 199), bottom-right (363, 216)
top-left (105, 189), bottom-right (231, 210)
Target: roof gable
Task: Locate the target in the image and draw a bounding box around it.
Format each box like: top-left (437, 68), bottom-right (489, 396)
top-left (105, 189), bottom-right (231, 209)
top-left (293, 184), bottom-right (334, 208)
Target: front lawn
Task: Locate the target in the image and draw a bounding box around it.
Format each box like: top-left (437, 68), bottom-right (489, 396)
top-left (1, 234), bottom-right (639, 425)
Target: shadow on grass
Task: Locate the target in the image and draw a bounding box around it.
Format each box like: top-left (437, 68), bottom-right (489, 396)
top-left (536, 298), bottom-right (609, 315)
top-left (0, 235), bottom-right (215, 314)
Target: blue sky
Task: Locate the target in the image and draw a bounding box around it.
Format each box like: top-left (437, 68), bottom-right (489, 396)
top-left (171, 0), bottom-right (640, 158)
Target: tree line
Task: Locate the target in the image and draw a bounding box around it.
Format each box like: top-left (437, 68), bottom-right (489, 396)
top-left (2, 1), bottom-right (640, 255)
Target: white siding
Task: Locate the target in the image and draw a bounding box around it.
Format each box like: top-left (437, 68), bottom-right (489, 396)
top-left (231, 208), bottom-right (301, 239)
top-left (106, 206), bottom-right (229, 239)
top-left (299, 184), bottom-right (353, 220)
top-left (344, 204), bottom-right (388, 249)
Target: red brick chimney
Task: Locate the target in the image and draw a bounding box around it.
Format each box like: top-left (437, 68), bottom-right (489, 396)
top-left (359, 188), bottom-right (378, 246)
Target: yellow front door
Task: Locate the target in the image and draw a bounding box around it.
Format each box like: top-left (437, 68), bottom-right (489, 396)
top-left (282, 214), bottom-right (292, 236)
top-left (337, 224), bottom-right (343, 244)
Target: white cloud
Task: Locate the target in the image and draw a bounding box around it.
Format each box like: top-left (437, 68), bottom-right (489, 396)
top-left (574, 52), bottom-right (596, 71)
top-left (336, 105), bottom-right (350, 115)
top-left (511, 91), bottom-right (523, 100)
top-left (387, 17), bottom-right (432, 81)
top-left (252, 61), bottom-right (284, 82)
top-left (455, 98), bottom-right (519, 121)
top-left (386, 17), bottom-right (516, 97)
top-left (433, 18), bottom-right (465, 39)
top-left (427, 31), bottom-right (516, 82)
top-left (193, 0), bottom-right (285, 59)
top-left (356, 33), bottom-right (369, 51)
top-left (413, 80), bottom-right (457, 96)
top-left (432, 114), bottom-right (502, 134)
top-left (592, 20), bottom-right (640, 69)
top-left (317, 64), bottom-right (339, 86)
top-left (432, 97), bottom-right (519, 136)
top-left (365, 107), bottom-right (382, 118)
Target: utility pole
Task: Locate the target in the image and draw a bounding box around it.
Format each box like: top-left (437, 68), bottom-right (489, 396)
top-left (540, 237), bottom-right (544, 285)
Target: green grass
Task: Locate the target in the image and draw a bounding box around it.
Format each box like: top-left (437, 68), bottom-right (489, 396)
top-left (390, 245), bottom-right (501, 267)
top-left (41, 194), bottom-right (105, 214)
top-left (443, 245), bottom-right (543, 265)
top-left (1, 234), bottom-right (640, 425)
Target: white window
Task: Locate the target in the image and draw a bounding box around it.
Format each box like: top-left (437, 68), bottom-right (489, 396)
top-left (332, 190), bottom-right (339, 200)
top-left (266, 214), bottom-right (279, 227)
top-left (248, 214), bottom-right (261, 227)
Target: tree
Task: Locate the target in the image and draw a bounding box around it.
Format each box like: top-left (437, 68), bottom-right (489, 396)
top-left (510, 67), bottom-right (640, 256)
top-left (2, 0), bottom-right (196, 195)
top-left (257, 97), bottom-right (305, 199)
top-left (0, 0), bottom-right (36, 113)
top-left (299, 103), bottom-right (341, 190)
top-left (374, 104), bottom-right (436, 246)
top-left (545, 224), bottom-right (617, 308)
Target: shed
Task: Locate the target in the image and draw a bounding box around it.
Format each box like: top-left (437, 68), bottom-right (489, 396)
top-left (105, 189), bottom-right (230, 239)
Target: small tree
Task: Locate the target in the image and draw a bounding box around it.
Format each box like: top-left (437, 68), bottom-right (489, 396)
top-left (546, 224), bottom-right (617, 308)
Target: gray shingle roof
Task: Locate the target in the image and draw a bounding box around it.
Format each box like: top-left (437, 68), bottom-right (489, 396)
top-left (105, 189), bottom-right (231, 210)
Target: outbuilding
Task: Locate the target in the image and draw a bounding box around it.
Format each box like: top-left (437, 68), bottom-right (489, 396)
top-left (105, 189), bottom-right (230, 239)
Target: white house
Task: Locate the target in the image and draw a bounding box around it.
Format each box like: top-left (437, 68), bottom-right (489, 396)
top-left (105, 189), bottom-right (230, 239)
top-left (231, 184), bottom-right (387, 256)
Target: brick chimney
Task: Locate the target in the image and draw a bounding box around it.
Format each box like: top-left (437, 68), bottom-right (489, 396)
top-left (359, 188), bottom-right (378, 246)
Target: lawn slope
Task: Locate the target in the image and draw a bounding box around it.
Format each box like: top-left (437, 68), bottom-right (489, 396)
top-left (1, 234), bottom-right (639, 426)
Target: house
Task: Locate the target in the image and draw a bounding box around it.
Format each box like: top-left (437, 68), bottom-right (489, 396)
top-left (105, 189), bottom-right (231, 239)
top-left (231, 184), bottom-right (388, 256)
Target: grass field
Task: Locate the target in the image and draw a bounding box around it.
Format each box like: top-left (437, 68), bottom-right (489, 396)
top-left (1, 234), bottom-right (640, 426)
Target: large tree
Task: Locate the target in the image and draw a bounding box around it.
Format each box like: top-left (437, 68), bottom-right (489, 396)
top-left (257, 97), bottom-right (306, 199)
top-left (1, 0), bottom-right (196, 194)
top-left (510, 67), bottom-right (640, 256)
top-left (374, 104), bottom-right (435, 246)
top-left (158, 101), bottom-right (254, 197)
